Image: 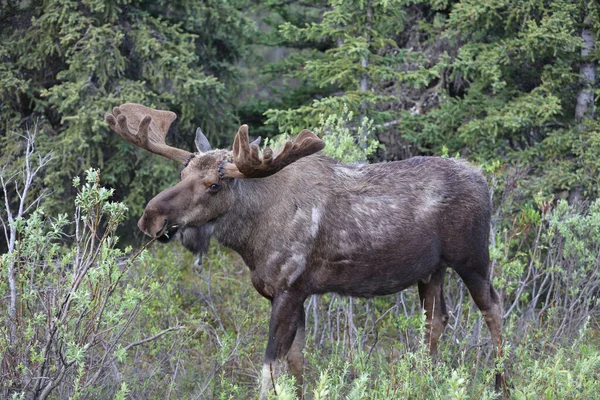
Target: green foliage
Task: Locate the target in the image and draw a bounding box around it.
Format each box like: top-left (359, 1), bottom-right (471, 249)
top-left (315, 105), bottom-right (380, 163)
top-left (398, 0), bottom-right (600, 198)
top-left (509, 322), bottom-right (600, 399)
top-left (258, 0), bottom-right (600, 200)
top-left (263, 0), bottom-right (417, 134)
top-left (0, 0), bottom-right (257, 231)
top-left (0, 168), bottom-right (168, 398)
top-left (488, 192), bottom-right (600, 354)
top-left (262, 104), bottom-right (380, 163)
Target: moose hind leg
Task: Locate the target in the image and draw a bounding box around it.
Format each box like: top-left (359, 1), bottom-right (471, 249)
top-left (457, 264), bottom-right (504, 391)
top-left (260, 292), bottom-right (306, 400)
top-left (418, 267), bottom-right (449, 354)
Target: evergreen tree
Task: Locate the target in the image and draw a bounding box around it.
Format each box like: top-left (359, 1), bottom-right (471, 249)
top-left (262, 0), bottom-right (420, 134)
top-left (405, 0), bottom-right (600, 199)
top-left (235, 0), bottom-right (329, 138)
top-left (0, 0), bottom-right (256, 225)
top-left (261, 0), bottom-right (599, 198)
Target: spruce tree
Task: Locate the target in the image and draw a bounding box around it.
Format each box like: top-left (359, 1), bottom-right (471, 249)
top-left (261, 0), bottom-right (599, 199)
top-left (0, 0), bottom-right (256, 226)
top-left (263, 0), bottom-right (428, 134)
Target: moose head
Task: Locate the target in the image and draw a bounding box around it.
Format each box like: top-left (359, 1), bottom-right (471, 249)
top-left (105, 103), bottom-right (324, 241)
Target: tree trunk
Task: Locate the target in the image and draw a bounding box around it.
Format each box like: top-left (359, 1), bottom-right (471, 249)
top-left (359, 0), bottom-right (373, 122)
top-left (358, 0), bottom-right (373, 153)
top-left (575, 9), bottom-right (596, 121)
top-left (570, 3), bottom-right (596, 204)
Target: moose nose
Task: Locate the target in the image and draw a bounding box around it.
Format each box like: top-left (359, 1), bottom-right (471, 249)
top-left (137, 213), bottom-right (149, 236)
top-left (137, 209), bottom-right (167, 238)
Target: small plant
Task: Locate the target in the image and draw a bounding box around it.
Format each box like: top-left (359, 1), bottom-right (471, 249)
top-left (314, 105), bottom-right (380, 163)
top-left (264, 104), bottom-right (381, 164)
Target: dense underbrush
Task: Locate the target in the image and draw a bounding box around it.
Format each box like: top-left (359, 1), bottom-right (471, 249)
top-left (1, 131), bottom-right (599, 398)
top-left (2, 169), bottom-right (599, 399)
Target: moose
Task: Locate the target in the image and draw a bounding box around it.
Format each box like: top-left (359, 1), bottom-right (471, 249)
top-left (105, 103), bottom-right (504, 399)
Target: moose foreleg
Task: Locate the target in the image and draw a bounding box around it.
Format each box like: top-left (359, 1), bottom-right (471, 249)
top-left (287, 307), bottom-right (306, 398)
top-left (260, 292), bottom-right (306, 400)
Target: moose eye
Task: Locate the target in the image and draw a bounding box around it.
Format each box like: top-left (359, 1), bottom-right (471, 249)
top-left (208, 183), bottom-right (222, 193)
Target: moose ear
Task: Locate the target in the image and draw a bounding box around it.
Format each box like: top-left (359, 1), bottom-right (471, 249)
top-left (195, 127), bottom-right (212, 153)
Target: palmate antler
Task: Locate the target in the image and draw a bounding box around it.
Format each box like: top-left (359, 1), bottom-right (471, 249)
top-left (219, 125), bottom-right (325, 179)
top-left (105, 103), bottom-right (192, 164)
top-left (105, 103), bottom-right (323, 176)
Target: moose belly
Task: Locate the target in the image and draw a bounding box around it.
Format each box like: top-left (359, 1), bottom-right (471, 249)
top-left (312, 236), bottom-right (443, 297)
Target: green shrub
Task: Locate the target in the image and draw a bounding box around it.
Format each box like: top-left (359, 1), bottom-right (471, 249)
top-left (0, 165), bottom-right (181, 399)
top-left (2, 130), bottom-right (599, 400)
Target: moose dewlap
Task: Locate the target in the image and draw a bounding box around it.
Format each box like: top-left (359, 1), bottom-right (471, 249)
top-left (105, 103), bottom-right (504, 399)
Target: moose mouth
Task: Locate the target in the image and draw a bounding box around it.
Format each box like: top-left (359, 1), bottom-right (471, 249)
top-left (156, 220), bottom-right (180, 243)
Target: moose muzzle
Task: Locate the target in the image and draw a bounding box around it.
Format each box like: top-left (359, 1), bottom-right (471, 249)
top-left (137, 209), bottom-right (169, 238)
top-left (137, 179), bottom-right (193, 238)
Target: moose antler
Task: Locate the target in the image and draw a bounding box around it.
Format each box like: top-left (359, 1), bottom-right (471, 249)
top-left (219, 125), bottom-right (325, 179)
top-left (105, 103), bottom-right (192, 164)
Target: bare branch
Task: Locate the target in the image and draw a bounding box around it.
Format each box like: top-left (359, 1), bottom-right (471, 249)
top-left (118, 326), bottom-right (185, 355)
top-left (1, 172), bottom-right (15, 224)
top-left (0, 213), bottom-right (8, 244)
top-left (38, 363), bottom-right (67, 400)
top-left (23, 188), bottom-right (51, 215)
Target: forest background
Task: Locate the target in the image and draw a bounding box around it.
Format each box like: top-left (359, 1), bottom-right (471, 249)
top-left (1, 0), bottom-right (599, 398)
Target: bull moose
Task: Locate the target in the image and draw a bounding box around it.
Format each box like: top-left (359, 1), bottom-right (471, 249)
top-left (105, 103), bottom-right (504, 399)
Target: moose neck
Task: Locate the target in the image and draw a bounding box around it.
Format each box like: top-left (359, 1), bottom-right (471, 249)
top-left (210, 155), bottom-right (335, 269)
